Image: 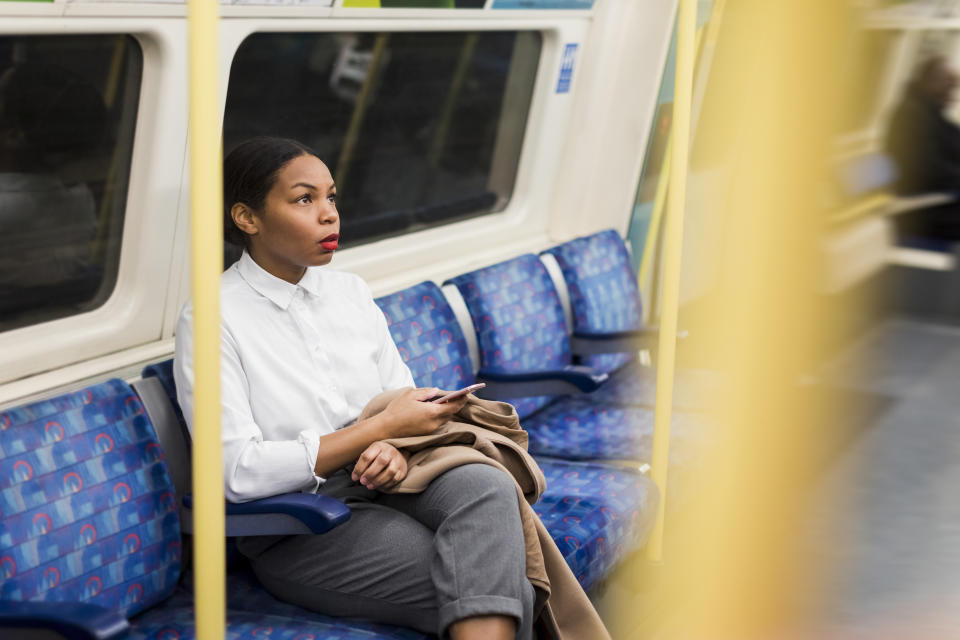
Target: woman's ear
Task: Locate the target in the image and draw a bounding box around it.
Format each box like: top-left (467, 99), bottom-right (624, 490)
top-left (231, 203), bottom-right (259, 237)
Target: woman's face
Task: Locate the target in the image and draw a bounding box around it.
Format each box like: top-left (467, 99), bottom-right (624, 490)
top-left (243, 153), bottom-right (339, 283)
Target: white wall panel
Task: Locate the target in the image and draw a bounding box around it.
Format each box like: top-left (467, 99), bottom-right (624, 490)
top-left (547, 0), bottom-right (677, 241)
top-left (0, 20), bottom-right (187, 400)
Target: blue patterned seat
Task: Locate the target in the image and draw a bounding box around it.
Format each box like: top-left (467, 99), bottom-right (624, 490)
top-left (375, 281), bottom-right (659, 588)
top-left (131, 609), bottom-right (430, 640)
top-left (534, 459), bottom-right (656, 589)
top-left (444, 255), bottom-right (705, 463)
top-left (0, 380), bottom-right (429, 639)
top-left (131, 568), bottom-right (430, 639)
top-left (374, 282), bottom-right (474, 391)
top-left (442, 260), bottom-right (571, 419)
top-left (543, 229), bottom-right (719, 410)
top-left (520, 398), bottom-right (702, 466)
top-left (0, 380), bottom-right (181, 632)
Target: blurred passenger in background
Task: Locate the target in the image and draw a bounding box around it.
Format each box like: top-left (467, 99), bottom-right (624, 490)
top-left (886, 55), bottom-right (960, 240)
top-left (0, 63), bottom-right (106, 313)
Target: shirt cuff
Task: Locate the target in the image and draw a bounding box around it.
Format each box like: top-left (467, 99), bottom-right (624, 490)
top-left (297, 430), bottom-right (326, 488)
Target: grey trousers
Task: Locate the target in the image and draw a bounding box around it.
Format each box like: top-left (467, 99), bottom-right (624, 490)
top-left (237, 463), bottom-right (535, 639)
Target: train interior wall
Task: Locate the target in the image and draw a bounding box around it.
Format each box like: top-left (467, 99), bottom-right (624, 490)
top-left (0, 0), bottom-right (680, 406)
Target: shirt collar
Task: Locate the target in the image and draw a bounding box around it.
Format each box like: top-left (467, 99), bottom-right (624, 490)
top-left (237, 251), bottom-right (323, 309)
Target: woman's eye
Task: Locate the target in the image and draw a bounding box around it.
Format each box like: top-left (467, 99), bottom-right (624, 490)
top-left (328, 194), bottom-right (337, 204)
top-left (296, 194), bottom-right (311, 204)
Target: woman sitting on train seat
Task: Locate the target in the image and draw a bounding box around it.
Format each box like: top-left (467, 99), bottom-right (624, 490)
top-left (173, 137), bottom-right (533, 640)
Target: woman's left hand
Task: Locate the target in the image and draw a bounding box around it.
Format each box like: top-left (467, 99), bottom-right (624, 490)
top-left (352, 441), bottom-right (408, 491)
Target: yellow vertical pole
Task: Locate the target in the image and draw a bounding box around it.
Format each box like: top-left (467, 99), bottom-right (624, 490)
top-left (611, 2), bottom-right (847, 637)
top-left (636, 136), bottom-right (672, 292)
top-left (187, 0), bottom-right (225, 637)
top-left (645, 0), bottom-right (696, 562)
top-left (639, 0), bottom-right (726, 296)
top-left (636, 28), bottom-right (699, 293)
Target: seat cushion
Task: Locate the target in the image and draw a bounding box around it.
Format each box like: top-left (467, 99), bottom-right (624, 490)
top-left (589, 360), bottom-right (657, 407)
top-left (522, 397), bottom-right (705, 464)
top-left (447, 255), bottom-right (571, 420)
top-left (535, 459), bottom-right (658, 590)
top-left (0, 380), bottom-right (182, 618)
top-left (589, 361), bottom-right (720, 411)
top-left (129, 565), bottom-right (431, 639)
top-left (523, 398), bottom-right (655, 461)
top-left (131, 601), bottom-right (431, 639)
top-left (375, 281), bottom-right (475, 390)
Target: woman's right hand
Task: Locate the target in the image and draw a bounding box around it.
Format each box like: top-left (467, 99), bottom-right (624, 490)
top-left (379, 387), bottom-right (467, 438)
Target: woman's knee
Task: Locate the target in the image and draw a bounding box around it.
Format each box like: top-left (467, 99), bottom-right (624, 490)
top-left (437, 464), bottom-right (519, 508)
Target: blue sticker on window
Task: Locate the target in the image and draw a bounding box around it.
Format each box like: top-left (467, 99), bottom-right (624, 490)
top-left (556, 43), bottom-right (577, 94)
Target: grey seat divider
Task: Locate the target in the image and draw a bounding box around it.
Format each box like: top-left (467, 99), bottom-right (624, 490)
top-left (132, 376), bottom-right (337, 536)
top-left (133, 377), bottom-right (191, 500)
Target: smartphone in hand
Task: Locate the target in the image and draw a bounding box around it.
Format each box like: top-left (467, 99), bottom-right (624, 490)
top-left (431, 383), bottom-right (486, 404)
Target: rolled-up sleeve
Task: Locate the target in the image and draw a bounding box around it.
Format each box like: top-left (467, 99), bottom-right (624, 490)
top-left (174, 303), bottom-right (322, 503)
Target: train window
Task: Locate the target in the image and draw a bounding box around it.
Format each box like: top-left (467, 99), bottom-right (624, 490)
top-left (0, 35), bottom-right (142, 334)
top-left (628, 0), bottom-right (720, 269)
top-left (223, 31), bottom-right (541, 256)
top-left (626, 23), bottom-right (678, 270)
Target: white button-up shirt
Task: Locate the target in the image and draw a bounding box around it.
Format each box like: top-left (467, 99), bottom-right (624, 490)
top-left (174, 251), bottom-right (414, 502)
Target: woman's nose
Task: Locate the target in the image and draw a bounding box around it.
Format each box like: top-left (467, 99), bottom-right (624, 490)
top-left (319, 202), bottom-right (338, 223)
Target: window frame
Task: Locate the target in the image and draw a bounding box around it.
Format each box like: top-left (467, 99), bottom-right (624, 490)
top-left (168, 17), bottom-right (588, 309)
top-left (0, 20), bottom-right (188, 389)
top-left (221, 28), bottom-right (543, 250)
top-left (0, 16), bottom-right (590, 402)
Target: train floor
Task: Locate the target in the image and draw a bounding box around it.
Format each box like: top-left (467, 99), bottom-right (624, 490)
top-left (807, 316), bottom-right (960, 638)
top-left (594, 316), bottom-right (960, 639)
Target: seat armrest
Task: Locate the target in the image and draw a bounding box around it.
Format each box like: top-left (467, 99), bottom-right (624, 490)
top-left (570, 327), bottom-right (688, 356)
top-left (0, 601), bottom-right (129, 640)
top-left (885, 191), bottom-right (958, 217)
top-left (181, 492), bottom-right (351, 536)
top-left (571, 328), bottom-right (658, 355)
top-left (477, 365), bottom-right (609, 398)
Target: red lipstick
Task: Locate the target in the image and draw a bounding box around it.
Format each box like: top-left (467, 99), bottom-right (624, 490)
top-left (320, 233), bottom-right (339, 251)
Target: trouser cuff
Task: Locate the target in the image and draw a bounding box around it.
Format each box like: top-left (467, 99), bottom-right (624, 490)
top-left (438, 595), bottom-right (524, 638)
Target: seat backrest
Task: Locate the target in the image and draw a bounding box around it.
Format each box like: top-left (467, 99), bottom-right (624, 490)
top-left (544, 229), bottom-right (644, 374)
top-left (446, 254), bottom-right (571, 419)
top-left (0, 380), bottom-right (181, 618)
top-left (836, 151), bottom-right (898, 200)
top-left (374, 281), bottom-right (476, 390)
top-left (133, 376), bottom-right (191, 503)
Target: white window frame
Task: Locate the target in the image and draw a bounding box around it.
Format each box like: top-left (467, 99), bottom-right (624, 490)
top-left (166, 15), bottom-right (590, 322)
top-left (0, 15), bottom-right (591, 405)
top-left (0, 19), bottom-right (188, 390)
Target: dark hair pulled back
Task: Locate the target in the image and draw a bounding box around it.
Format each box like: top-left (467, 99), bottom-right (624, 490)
top-left (223, 136), bottom-right (320, 247)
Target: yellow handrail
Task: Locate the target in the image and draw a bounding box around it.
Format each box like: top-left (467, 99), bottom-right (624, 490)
top-left (187, 0), bottom-right (225, 637)
top-left (645, 0), bottom-right (696, 563)
top-left (638, 0), bottom-right (727, 293)
top-left (636, 132), bottom-right (672, 294)
top-left (830, 192), bottom-right (894, 226)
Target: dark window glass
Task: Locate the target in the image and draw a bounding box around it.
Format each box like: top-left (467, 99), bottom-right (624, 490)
top-left (0, 35), bottom-right (142, 333)
top-left (223, 31), bottom-right (541, 258)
